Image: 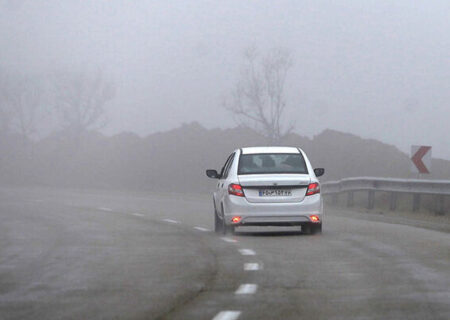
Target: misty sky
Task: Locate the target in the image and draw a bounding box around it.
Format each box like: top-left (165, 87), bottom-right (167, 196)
top-left (1, 1), bottom-right (449, 159)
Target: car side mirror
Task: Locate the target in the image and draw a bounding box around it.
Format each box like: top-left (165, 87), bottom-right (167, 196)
top-left (314, 168), bottom-right (325, 177)
top-left (206, 169), bottom-right (220, 179)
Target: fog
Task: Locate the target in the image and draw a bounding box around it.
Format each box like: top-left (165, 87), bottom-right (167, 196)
top-left (1, 0), bottom-right (449, 158)
top-left (1, 3), bottom-right (450, 319)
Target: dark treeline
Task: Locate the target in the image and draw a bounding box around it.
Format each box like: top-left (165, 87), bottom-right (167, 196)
top-left (1, 122), bottom-right (450, 193)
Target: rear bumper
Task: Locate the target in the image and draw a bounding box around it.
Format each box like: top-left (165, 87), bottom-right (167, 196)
top-left (223, 193), bottom-right (323, 226)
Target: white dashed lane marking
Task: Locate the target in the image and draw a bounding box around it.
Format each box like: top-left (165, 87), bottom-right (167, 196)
top-left (132, 213), bottom-right (144, 217)
top-left (162, 219), bottom-right (179, 224)
top-left (238, 249), bottom-right (256, 256)
top-left (221, 237), bottom-right (238, 243)
top-left (244, 263), bottom-right (261, 271)
top-left (194, 226), bottom-right (210, 232)
top-left (212, 310), bottom-right (241, 320)
top-left (98, 207), bottom-right (113, 212)
top-left (235, 284), bottom-right (258, 295)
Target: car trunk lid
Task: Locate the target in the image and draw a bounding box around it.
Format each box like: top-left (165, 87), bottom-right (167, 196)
top-left (238, 174), bottom-right (311, 203)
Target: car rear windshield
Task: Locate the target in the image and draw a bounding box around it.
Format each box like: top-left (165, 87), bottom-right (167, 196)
top-left (238, 153), bottom-right (308, 175)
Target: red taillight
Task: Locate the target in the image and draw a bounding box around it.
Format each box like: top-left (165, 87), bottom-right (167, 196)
top-left (309, 214), bottom-right (320, 223)
top-left (306, 182), bottom-right (320, 196)
top-left (228, 183), bottom-right (245, 197)
top-left (232, 216), bottom-right (242, 224)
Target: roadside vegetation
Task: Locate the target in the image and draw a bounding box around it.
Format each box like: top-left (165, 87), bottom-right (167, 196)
top-left (2, 122), bottom-right (450, 193)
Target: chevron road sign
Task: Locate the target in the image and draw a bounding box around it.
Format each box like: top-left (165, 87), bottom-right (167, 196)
top-left (411, 145), bottom-right (432, 174)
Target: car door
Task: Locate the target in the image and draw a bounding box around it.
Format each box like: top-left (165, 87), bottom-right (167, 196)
top-left (217, 153), bottom-right (235, 215)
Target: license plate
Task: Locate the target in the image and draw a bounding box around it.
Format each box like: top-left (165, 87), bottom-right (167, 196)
top-left (259, 189), bottom-right (292, 197)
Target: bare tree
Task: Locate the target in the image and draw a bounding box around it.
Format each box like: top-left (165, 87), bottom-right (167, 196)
top-left (0, 71), bottom-right (43, 142)
top-left (0, 101), bottom-right (12, 137)
top-left (12, 79), bottom-right (43, 142)
top-left (0, 107), bottom-right (12, 137)
top-left (0, 71), bottom-right (14, 136)
top-left (224, 47), bottom-right (294, 143)
top-left (53, 70), bottom-right (115, 136)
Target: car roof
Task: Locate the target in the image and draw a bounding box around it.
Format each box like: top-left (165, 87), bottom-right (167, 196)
top-left (240, 146), bottom-right (301, 154)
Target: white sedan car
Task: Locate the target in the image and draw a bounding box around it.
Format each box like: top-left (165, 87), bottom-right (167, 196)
top-left (206, 146), bottom-right (324, 235)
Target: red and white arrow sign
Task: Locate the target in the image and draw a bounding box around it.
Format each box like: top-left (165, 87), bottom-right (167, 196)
top-left (411, 145), bottom-right (432, 174)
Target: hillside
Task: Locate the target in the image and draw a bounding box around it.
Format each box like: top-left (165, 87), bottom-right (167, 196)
top-left (1, 123), bottom-right (449, 192)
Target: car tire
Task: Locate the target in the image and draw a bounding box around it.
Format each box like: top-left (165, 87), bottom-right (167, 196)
top-left (221, 218), bottom-right (226, 235)
top-left (302, 223), bottom-right (322, 235)
top-left (223, 223), bottom-right (235, 235)
top-left (312, 223), bottom-right (322, 234)
top-left (214, 209), bottom-right (222, 233)
top-left (221, 217), bottom-right (228, 235)
top-left (220, 205), bottom-right (235, 235)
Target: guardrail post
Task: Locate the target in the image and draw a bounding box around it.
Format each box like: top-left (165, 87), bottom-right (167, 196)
top-left (347, 191), bottom-right (354, 207)
top-left (436, 195), bottom-right (445, 216)
top-left (413, 194), bottom-right (421, 212)
top-left (368, 190), bottom-right (375, 209)
top-left (389, 192), bottom-right (398, 211)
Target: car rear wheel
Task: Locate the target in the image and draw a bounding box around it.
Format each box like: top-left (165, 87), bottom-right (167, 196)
top-left (220, 205), bottom-right (235, 235)
top-left (312, 223), bottom-right (322, 234)
top-left (302, 223), bottom-right (322, 235)
top-left (223, 222), bottom-right (235, 235)
top-left (214, 204), bottom-right (222, 233)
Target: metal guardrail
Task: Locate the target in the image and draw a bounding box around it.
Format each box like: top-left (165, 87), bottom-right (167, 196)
top-left (321, 177), bottom-right (449, 214)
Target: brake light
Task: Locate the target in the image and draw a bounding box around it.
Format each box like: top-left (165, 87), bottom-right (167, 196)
top-left (232, 216), bottom-right (242, 223)
top-left (228, 183), bottom-right (245, 197)
top-left (309, 214), bottom-right (320, 223)
top-left (306, 182), bottom-right (320, 196)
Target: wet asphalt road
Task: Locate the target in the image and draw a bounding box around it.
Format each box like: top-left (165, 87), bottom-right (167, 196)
top-left (0, 187), bottom-right (449, 320)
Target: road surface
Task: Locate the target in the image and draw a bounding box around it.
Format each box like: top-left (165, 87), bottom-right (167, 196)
top-left (1, 187), bottom-right (449, 319)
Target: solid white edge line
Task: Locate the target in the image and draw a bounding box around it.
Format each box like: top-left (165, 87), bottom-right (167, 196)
top-left (244, 263), bottom-right (260, 271)
top-left (212, 310), bottom-right (241, 320)
top-left (99, 207), bottom-right (113, 212)
top-left (238, 249), bottom-right (256, 256)
top-left (162, 219), bottom-right (179, 224)
top-left (194, 226), bottom-right (210, 232)
top-left (235, 284), bottom-right (258, 295)
top-left (221, 237), bottom-right (237, 243)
